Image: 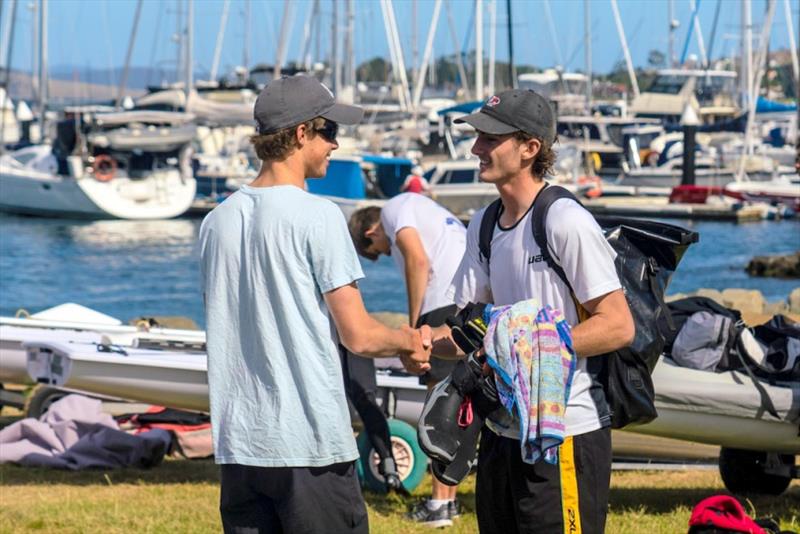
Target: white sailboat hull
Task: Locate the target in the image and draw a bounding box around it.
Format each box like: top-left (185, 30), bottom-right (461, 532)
top-left (0, 148), bottom-right (197, 220)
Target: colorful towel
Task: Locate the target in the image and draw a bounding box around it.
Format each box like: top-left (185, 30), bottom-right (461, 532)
top-left (483, 300), bottom-right (576, 464)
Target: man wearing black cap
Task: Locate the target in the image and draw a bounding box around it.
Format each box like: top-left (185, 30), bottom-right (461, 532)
top-left (433, 89), bottom-right (634, 533)
top-left (199, 75), bottom-right (432, 533)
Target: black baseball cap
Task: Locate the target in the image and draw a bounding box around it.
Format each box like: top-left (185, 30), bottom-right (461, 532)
top-left (254, 75), bottom-right (364, 134)
top-left (454, 89), bottom-right (556, 145)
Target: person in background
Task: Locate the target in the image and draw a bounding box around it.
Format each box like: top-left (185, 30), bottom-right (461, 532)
top-left (400, 165), bottom-right (430, 194)
top-left (349, 193), bottom-right (466, 529)
top-left (199, 75), bottom-right (432, 534)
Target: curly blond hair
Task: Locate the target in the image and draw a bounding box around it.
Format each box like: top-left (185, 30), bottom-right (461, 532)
top-left (250, 117), bottom-right (326, 162)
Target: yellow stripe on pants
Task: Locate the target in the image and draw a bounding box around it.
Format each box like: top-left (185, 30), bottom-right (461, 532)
top-left (559, 437), bottom-right (582, 534)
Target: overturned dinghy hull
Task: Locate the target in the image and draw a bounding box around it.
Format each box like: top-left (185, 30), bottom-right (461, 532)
top-left (23, 338), bottom-right (800, 455)
top-left (624, 357), bottom-right (800, 454)
top-left (0, 303), bottom-right (205, 384)
top-left (27, 341), bottom-right (209, 413)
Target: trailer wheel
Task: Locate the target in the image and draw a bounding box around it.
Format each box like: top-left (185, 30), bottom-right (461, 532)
top-left (25, 386), bottom-right (68, 419)
top-left (719, 447), bottom-right (793, 495)
top-left (356, 418), bottom-right (429, 494)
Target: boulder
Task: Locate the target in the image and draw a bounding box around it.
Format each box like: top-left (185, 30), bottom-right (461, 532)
top-left (764, 300), bottom-right (789, 316)
top-left (665, 293), bottom-right (688, 303)
top-left (128, 316), bottom-right (200, 330)
top-left (720, 288), bottom-right (765, 314)
top-left (693, 288), bottom-right (724, 304)
top-left (746, 251), bottom-right (800, 278)
top-left (790, 288), bottom-right (800, 314)
top-left (370, 312), bottom-right (409, 329)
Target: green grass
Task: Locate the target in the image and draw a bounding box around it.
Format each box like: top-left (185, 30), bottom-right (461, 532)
top-left (0, 459), bottom-right (797, 533)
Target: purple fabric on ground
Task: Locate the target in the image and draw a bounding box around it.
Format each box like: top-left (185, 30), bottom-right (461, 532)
top-left (0, 394), bottom-right (171, 469)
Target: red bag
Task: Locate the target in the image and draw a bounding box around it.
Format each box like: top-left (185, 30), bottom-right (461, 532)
top-left (688, 495), bottom-right (766, 534)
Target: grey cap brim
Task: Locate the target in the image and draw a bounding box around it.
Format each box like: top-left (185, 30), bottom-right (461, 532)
top-left (454, 111), bottom-right (518, 135)
top-left (321, 103), bottom-right (365, 125)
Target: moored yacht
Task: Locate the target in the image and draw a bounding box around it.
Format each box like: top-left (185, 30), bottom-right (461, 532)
top-left (0, 109), bottom-right (197, 219)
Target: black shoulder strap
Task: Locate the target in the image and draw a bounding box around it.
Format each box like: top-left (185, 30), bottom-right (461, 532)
top-left (530, 185), bottom-right (582, 292)
top-left (478, 198), bottom-right (503, 264)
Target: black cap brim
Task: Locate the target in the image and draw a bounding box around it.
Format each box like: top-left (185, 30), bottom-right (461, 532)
top-left (454, 111), bottom-right (518, 135)
top-left (321, 103), bottom-right (364, 125)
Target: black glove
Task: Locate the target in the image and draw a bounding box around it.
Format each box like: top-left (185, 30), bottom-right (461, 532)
top-left (446, 302), bottom-right (492, 355)
top-left (448, 352), bottom-right (503, 420)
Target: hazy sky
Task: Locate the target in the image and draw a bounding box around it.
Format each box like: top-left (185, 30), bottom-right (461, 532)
top-left (2, 0), bottom-right (797, 83)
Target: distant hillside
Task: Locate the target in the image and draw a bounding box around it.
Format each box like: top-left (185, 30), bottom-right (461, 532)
top-left (3, 65), bottom-right (211, 103)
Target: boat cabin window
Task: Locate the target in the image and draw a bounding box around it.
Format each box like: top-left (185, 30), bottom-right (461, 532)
top-left (647, 75), bottom-right (686, 94)
top-left (442, 169), bottom-right (478, 184)
top-left (557, 122), bottom-right (601, 140)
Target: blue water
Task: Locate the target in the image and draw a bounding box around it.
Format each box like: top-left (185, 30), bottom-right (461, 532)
top-left (0, 213), bottom-right (797, 328)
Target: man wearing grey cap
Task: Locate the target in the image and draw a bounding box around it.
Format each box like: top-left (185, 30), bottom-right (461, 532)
top-left (432, 89), bottom-right (634, 533)
top-left (199, 75), bottom-right (432, 533)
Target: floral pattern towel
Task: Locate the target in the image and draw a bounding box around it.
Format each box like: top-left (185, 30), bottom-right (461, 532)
top-left (483, 300), bottom-right (576, 464)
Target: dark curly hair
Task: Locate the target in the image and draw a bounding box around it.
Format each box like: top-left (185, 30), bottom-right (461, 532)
top-left (348, 206), bottom-right (382, 261)
top-left (250, 117), bottom-right (326, 162)
top-left (513, 131), bottom-right (558, 179)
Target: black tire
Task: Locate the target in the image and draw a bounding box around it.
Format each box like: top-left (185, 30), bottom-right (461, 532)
top-left (25, 386), bottom-right (69, 419)
top-left (356, 418), bottom-right (429, 494)
top-left (719, 447), bottom-right (793, 496)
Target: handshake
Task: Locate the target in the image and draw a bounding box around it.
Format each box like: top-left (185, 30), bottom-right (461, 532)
top-left (398, 325), bottom-right (434, 375)
top-left (399, 302), bottom-right (494, 376)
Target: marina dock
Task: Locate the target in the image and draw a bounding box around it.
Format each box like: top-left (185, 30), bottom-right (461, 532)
top-left (582, 196), bottom-right (772, 222)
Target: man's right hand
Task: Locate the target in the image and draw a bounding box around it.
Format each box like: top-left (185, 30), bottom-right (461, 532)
top-left (399, 325), bottom-right (431, 375)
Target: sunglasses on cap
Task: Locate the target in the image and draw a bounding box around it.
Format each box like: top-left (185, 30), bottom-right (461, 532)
top-left (314, 120), bottom-right (339, 143)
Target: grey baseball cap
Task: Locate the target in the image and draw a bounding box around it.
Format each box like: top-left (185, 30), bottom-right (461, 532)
top-left (454, 89), bottom-right (557, 145)
top-left (254, 75), bottom-right (364, 134)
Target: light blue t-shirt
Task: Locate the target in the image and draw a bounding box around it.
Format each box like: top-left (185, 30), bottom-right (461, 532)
top-left (199, 184), bottom-right (364, 467)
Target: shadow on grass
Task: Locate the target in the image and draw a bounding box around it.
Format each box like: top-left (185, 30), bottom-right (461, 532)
top-left (610, 486), bottom-right (800, 522)
top-left (0, 458), bottom-right (221, 486)
top-left (363, 488), bottom-right (478, 517)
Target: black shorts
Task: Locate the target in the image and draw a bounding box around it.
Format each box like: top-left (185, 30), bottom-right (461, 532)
top-left (476, 426), bottom-right (612, 534)
top-left (416, 305), bottom-right (459, 386)
top-left (220, 462), bottom-right (368, 534)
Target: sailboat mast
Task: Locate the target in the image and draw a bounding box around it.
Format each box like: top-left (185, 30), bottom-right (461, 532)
top-left (412, 0), bottom-right (442, 111)
top-left (742, 0), bottom-right (753, 110)
top-left (38, 0), bottom-right (47, 138)
top-left (476, 0), bottom-right (483, 100)
top-left (274, 0), bottom-right (291, 78)
top-left (584, 0), bottom-right (592, 111)
top-left (185, 0), bottom-right (193, 95)
top-left (668, 0), bottom-right (675, 67)
top-left (243, 0), bottom-right (250, 72)
top-left (332, 0), bottom-right (339, 94)
top-left (118, 0), bottom-right (143, 108)
top-left (210, 0), bottom-right (230, 81)
top-left (346, 0), bottom-right (355, 93)
top-left (506, 0), bottom-right (515, 88)
top-left (0, 0), bottom-right (17, 149)
top-left (783, 0), bottom-right (799, 88)
top-left (488, 0), bottom-right (496, 95)
top-left (610, 0), bottom-right (639, 98)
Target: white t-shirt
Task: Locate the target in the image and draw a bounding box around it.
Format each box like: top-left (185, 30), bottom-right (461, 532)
top-left (380, 193), bottom-right (467, 316)
top-left (448, 196), bottom-right (621, 438)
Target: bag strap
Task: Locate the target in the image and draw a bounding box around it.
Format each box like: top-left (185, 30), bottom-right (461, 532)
top-left (478, 198), bottom-right (502, 264)
top-left (530, 184), bottom-right (581, 292)
top-left (733, 328), bottom-right (781, 419)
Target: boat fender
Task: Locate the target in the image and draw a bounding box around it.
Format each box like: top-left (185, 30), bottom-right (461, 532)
top-left (578, 175), bottom-right (603, 198)
top-left (645, 150), bottom-right (660, 167)
top-left (92, 154), bottom-right (117, 182)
